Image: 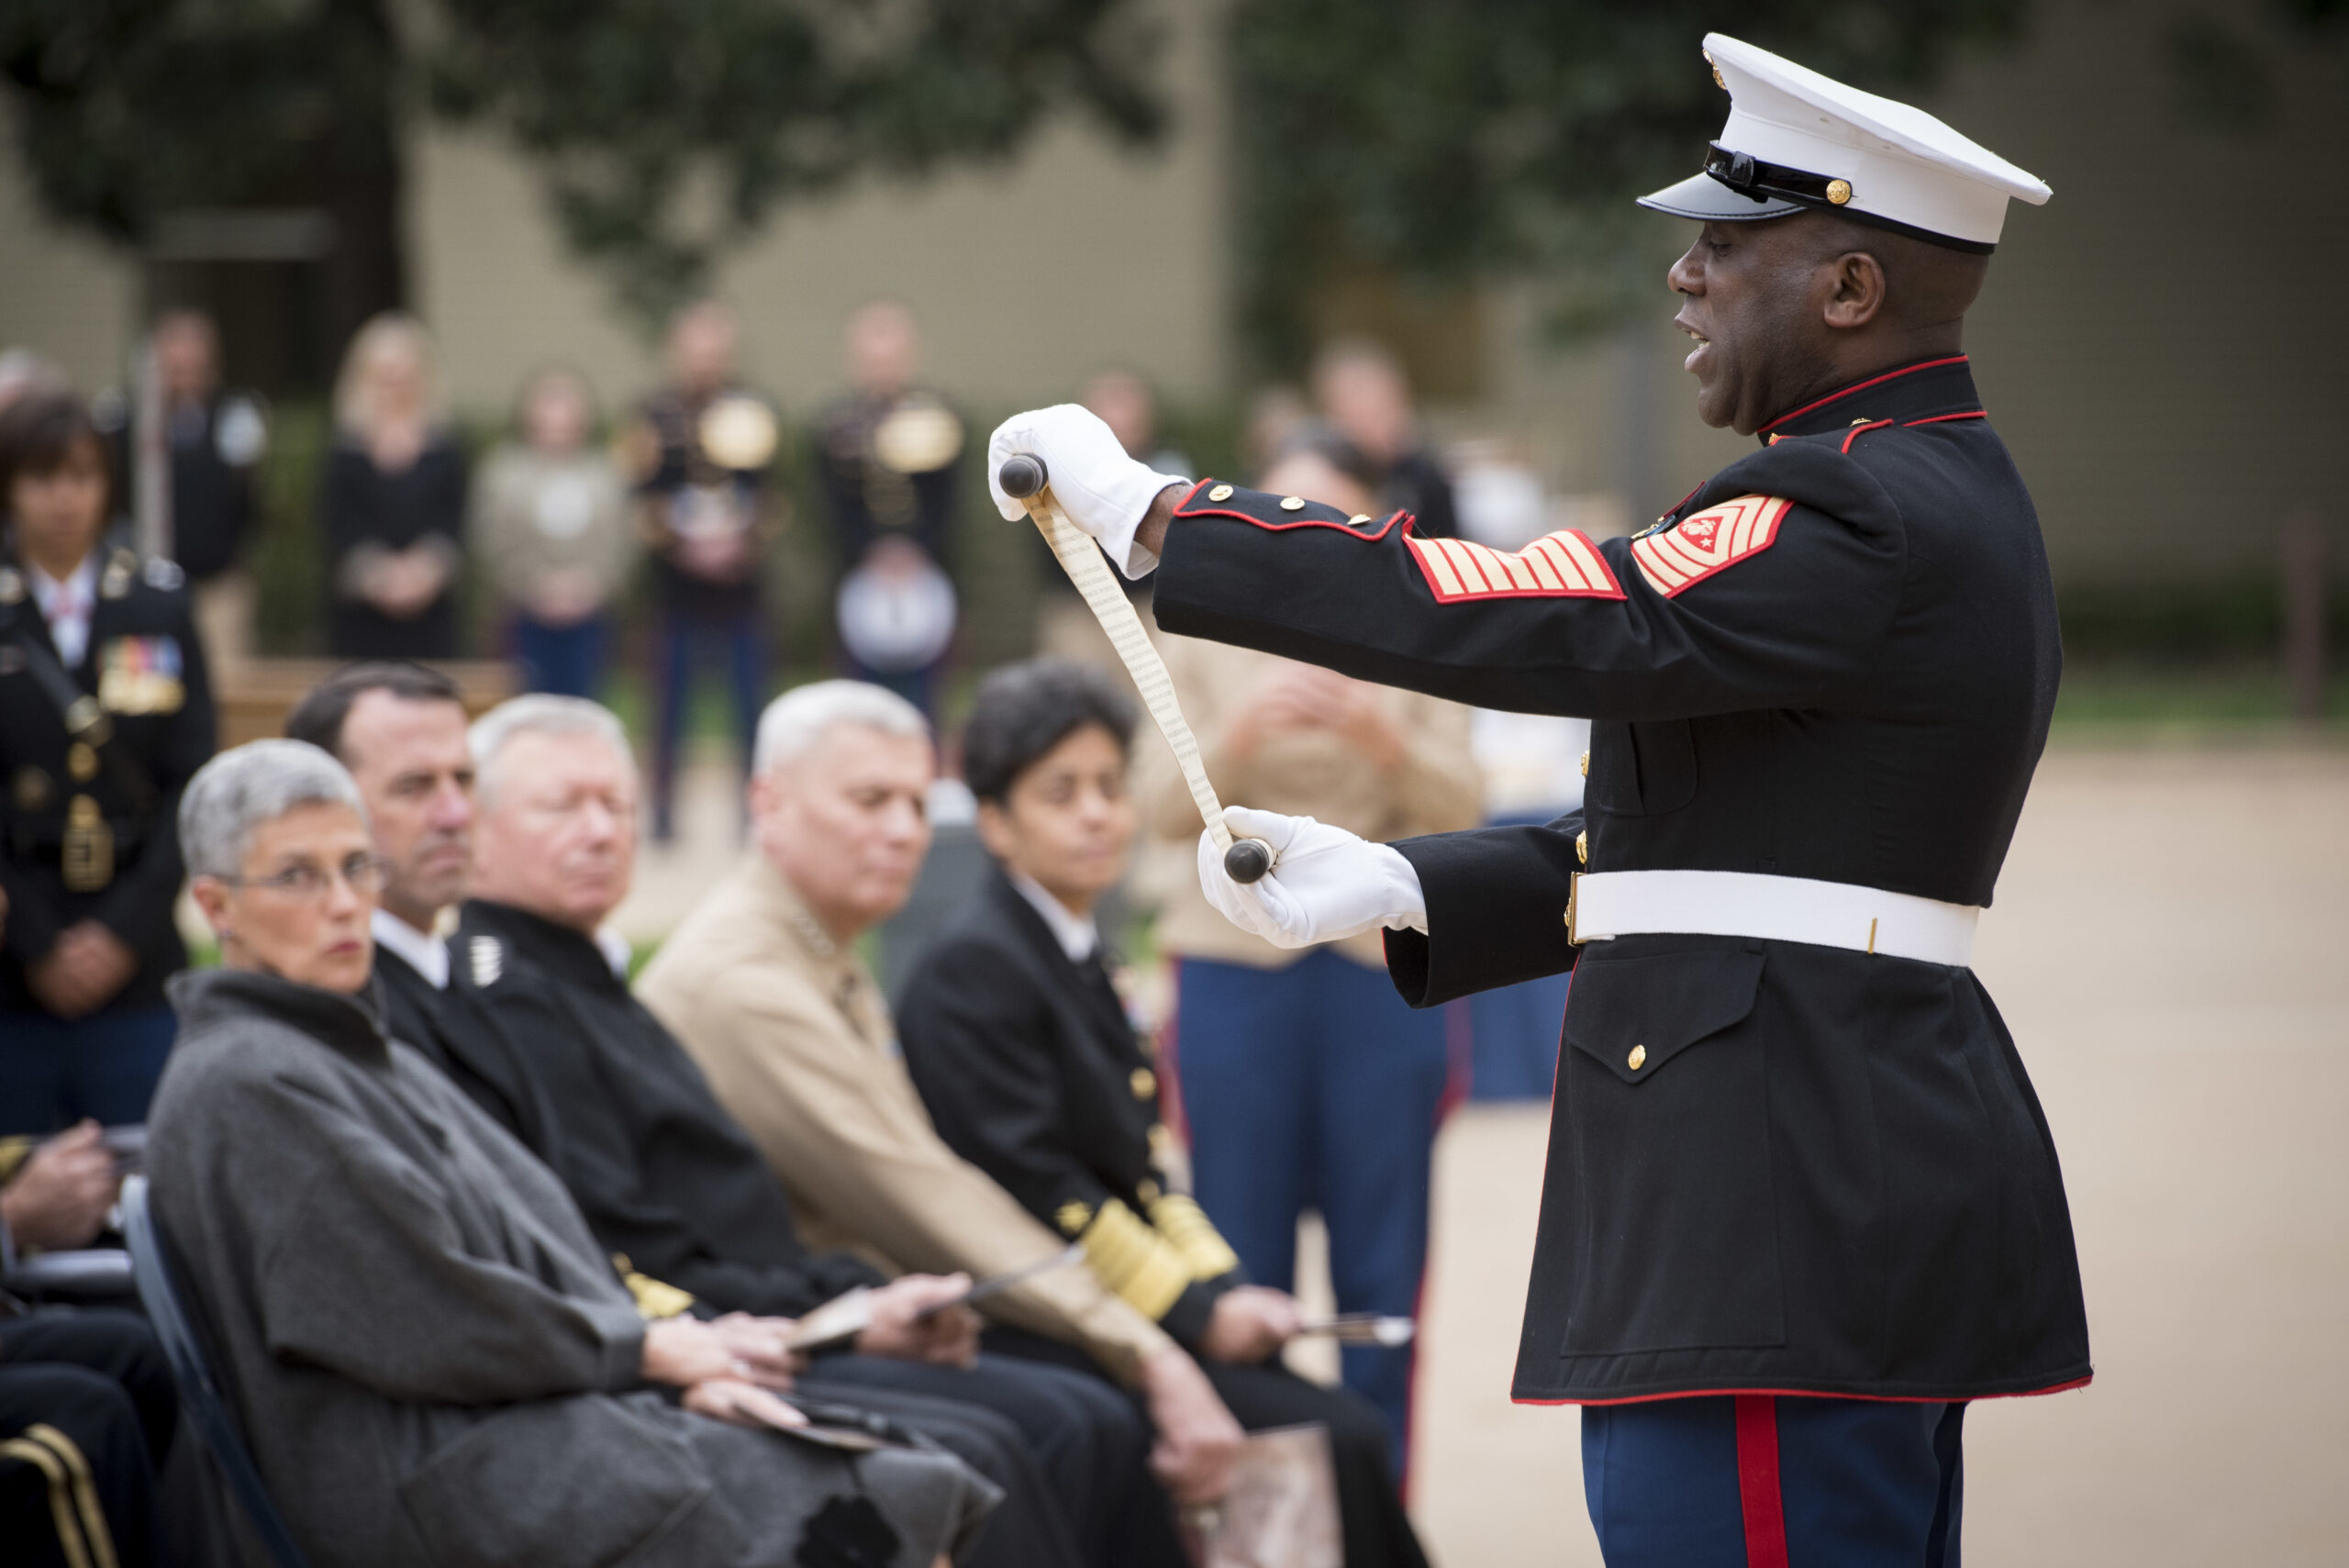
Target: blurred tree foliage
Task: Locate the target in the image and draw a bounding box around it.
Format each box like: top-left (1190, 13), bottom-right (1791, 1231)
top-left (1226, 1), bottom-right (2032, 375)
top-left (0, 0), bottom-right (1163, 341)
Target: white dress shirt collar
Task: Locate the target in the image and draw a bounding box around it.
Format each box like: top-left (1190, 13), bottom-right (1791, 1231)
top-left (28, 554), bottom-right (99, 669)
top-left (1008, 870), bottom-right (1101, 963)
top-left (371, 908), bottom-right (450, 989)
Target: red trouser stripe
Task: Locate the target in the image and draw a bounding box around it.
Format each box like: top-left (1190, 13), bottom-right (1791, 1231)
top-left (1734, 1394), bottom-right (1791, 1568)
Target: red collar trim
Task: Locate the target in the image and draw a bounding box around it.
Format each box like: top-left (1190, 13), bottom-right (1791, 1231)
top-left (1758, 355), bottom-right (1972, 436)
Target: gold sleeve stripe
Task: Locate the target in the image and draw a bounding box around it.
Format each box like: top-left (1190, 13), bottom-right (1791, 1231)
top-left (1147, 1193), bottom-right (1241, 1282)
top-left (1408, 529), bottom-right (1624, 603)
top-left (1, 1436), bottom-right (95, 1568)
top-left (25, 1425), bottom-right (119, 1568)
top-left (612, 1254), bottom-right (696, 1320)
top-left (1078, 1197), bottom-right (1194, 1322)
top-left (1630, 494), bottom-right (1792, 597)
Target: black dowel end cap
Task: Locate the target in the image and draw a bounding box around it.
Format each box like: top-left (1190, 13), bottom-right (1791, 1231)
top-left (998, 454), bottom-right (1048, 499)
top-left (1224, 838), bottom-right (1275, 884)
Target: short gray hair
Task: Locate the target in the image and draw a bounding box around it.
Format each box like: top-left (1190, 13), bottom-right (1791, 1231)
top-left (752, 681), bottom-right (930, 775)
top-left (469, 695), bottom-right (632, 805)
top-left (180, 740), bottom-right (367, 880)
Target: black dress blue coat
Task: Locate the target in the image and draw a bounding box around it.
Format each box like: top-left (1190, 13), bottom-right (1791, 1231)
top-left (1149, 354), bottom-right (2092, 1407)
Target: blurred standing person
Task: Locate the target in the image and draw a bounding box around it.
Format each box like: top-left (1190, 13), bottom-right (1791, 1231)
top-left (630, 300), bottom-right (778, 840)
top-left (1312, 339), bottom-right (1459, 540)
top-left (95, 310), bottom-right (269, 671)
top-left (1137, 435), bottom-right (1480, 1473)
top-left (816, 301), bottom-right (961, 717)
top-left (0, 391), bottom-right (216, 1133)
top-left (473, 368), bottom-right (635, 698)
top-left (1081, 370), bottom-right (1191, 480)
top-left (322, 313), bottom-right (467, 660)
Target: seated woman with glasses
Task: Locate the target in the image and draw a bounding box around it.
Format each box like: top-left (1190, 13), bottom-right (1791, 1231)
top-left (146, 739), bottom-right (997, 1568)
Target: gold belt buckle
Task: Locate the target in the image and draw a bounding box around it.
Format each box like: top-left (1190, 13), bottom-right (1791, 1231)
top-left (61, 795), bottom-right (114, 893)
top-left (1564, 871), bottom-right (1585, 946)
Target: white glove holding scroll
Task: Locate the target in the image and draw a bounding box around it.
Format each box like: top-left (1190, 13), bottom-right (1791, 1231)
top-left (988, 405), bottom-right (1188, 578)
top-left (1197, 806), bottom-right (1428, 950)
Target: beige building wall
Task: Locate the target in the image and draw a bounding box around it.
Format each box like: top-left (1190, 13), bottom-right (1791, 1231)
top-left (0, 124), bottom-right (138, 392)
top-left (415, 0), bottom-right (1230, 417)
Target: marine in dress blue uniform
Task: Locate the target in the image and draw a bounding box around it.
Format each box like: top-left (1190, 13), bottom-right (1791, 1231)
top-left (989, 33), bottom-right (2090, 1567)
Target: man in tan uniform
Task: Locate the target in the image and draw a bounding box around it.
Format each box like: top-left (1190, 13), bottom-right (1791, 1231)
top-left (636, 680), bottom-right (1242, 1517)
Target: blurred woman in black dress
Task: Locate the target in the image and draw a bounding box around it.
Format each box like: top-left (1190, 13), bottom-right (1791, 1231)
top-left (322, 313), bottom-right (467, 659)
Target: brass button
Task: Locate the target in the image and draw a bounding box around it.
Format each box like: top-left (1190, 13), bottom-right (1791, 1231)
top-left (1278, 495), bottom-right (1306, 511)
top-left (1208, 484), bottom-right (1234, 501)
top-left (1575, 829), bottom-right (1588, 866)
top-left (67, 742), bottom-right (98, 782)
top-left (1825, 178), bottom-right (1853, 206)
top-left (1578, 750), bottom-right (1589, 778)
top-left (1350, 513), bottom-right (1373, 526)
top-left (1628, 1044), bottom-right (1647, 1071)
top-left (1130, 1067), bottom-right (1157, 1100)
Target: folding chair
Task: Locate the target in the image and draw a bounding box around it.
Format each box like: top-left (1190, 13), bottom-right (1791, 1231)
top-left (119, 1175), bottom-right (313, 1568)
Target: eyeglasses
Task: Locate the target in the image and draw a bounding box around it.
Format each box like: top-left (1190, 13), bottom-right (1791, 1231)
top-left (217, 852), bottom-right (395, 900)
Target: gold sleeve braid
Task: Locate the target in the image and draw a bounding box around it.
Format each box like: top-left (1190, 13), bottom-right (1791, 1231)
top-left (0, 1134), bottom-right (33, 1185)
top-left (612, 1253), bottom-right (696, 1320)
top-left (1071, 1197), bottom-right (1195, 1322)
top-left (1147, 1193), bottom-right (1241, 1281)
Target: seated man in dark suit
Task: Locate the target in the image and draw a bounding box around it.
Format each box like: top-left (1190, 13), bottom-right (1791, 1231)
top-left (896, 660), bottom-right (1430, 1568)
top-left (433, 695), bottom-right (1156, 1568)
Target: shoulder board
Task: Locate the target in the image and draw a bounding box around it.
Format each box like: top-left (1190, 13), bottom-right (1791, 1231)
top-left (468, 935), bottom-right (504, 989)
top-left (143, 557), bottom-right (184, 592)
top-left (1630, 494), bottom-right (1794, 598)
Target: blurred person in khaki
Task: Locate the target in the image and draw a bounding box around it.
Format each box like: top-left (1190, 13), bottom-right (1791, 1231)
top-left (639, 680), bottom-right (1245, 1560)
top-left (322, 313), bottom-right (468, 660)
top-left (473, 367), bottom-right (636, 699)
top-left (151, 740), bottom-right (995, 1568)
top-left (1139, 433), bottom-right (1480, 1472)
top-left (629, 300), bottom-right (780, 840)
top-left (95, 309), bottom-right (268, 670)
top-left (1312, 339), bottom-right (1459, 542)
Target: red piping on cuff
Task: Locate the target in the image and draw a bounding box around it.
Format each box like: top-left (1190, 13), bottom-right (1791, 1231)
top-left (1903, 410), bottom-right (1988, 427)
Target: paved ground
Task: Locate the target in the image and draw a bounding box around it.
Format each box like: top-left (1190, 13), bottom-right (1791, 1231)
top-left (1408, 747), bottom-right (2349, 1566)
top-left (626, 745), bottom-right (2349, 1565)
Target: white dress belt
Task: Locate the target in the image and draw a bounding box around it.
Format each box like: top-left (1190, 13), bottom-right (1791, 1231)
top-left (1570, 870), bottom-right (1979, 968)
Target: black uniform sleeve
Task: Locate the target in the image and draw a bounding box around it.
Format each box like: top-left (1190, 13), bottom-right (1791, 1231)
top-left (321, 448), bottom-right (372, 583)
top-left (452, 980), bottom-right (873, 1319)
top-left (89, 593), bottom-right (216, 957)
top-left (1152, 440), bottom-right (1908, 722)
top-left (0, 849), bottom-right (62, 962)
top-left (1383, 810), bottom-right (1584, 1007)
top-left (897, 936), bottom-right (1117, 1235)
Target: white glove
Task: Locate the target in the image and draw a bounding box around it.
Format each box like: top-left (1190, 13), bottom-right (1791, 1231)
top-left (988, 405), bottom-right (1189, 579)
top-left (1197, 806), bottom-right (1428, 951)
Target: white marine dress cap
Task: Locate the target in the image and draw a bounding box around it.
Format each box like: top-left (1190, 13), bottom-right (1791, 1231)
top-left (1638, 33), bottom-right (2051, 251)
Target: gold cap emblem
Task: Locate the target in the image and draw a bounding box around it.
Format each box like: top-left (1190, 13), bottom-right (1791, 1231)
top-left (1825, 178), bottom-right (1854, 206)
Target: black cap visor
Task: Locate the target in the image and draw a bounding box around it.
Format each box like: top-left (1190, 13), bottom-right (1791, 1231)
top-left (1636, 170), bottom-right (1800, 223)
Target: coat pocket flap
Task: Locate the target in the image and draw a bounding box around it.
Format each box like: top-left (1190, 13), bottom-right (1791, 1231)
top-left (1563, 949), bottom-right (1765, 1084)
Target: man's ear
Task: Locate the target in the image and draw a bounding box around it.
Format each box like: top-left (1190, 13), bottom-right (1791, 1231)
top-left (1822, 250), bottom-right (1888, 330)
